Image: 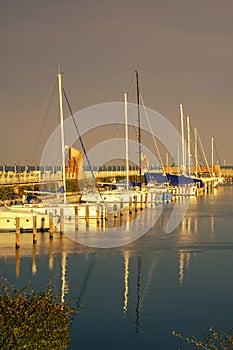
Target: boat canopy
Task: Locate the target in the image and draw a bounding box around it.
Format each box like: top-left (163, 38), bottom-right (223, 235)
top-left (144, 172), bottom-right (167, 185)
top-left (166, 174), bottom-right (204, 188)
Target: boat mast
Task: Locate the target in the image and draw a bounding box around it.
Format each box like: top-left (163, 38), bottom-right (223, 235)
top-left (194, 127), bottom-right (198, 176)
top-left (135, 71), bottom-right (142, 190)
top-left (177, 143), bottom-right (180, 174)
top-left (196, 128), bottom-right (211, 176)
top-left (57, 70), bottom-right (67, 204)
top-left (180, 104), bottom-right (186, 176)
top-left (124, 91), bottom-right (129, 191)
top-left (187, 115), bottom-right (191, 176)
top-left (211, 136), bottom-right (214, 176)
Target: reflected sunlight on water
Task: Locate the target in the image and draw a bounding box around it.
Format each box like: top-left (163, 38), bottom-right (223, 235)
top-left (0, 186), bottom-right (233, 349)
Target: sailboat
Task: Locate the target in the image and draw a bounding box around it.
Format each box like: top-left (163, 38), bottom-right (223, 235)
top-left (0, 202), bottom-right (50, 232)
top-left (81, 71), bottom-right (174, 205)
top-left (194, 131), bottom-right (220, 190)
top-left (4, 69), bottom-right (100, 219)
top-left (80, 87), bottom-right (144, 205)
top-left (164, 104), bottom-right (203, 195)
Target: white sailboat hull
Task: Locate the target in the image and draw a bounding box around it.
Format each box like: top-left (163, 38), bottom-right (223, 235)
top-left (5, 203), bottom-right (102, 220)
top-left (0, 207), bottom-right (50, 232)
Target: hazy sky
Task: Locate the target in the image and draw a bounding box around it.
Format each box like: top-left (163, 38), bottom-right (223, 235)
top-left (1, 0), bottom-right (233, 166)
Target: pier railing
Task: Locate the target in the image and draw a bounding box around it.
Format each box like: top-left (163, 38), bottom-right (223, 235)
top-left (0, 169), bottom-right (140, 186)
top-left (0, 171), bottom-right (78, 185)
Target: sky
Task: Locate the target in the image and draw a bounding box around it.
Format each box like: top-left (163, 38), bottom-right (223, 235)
top-left (1, 0), bottom-right (233, 166)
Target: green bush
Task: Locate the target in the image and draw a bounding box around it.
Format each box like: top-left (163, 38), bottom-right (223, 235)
top-left (0, 279), bottom-right (78, 350)
top-left (172, 327), bottom-right (233, 349)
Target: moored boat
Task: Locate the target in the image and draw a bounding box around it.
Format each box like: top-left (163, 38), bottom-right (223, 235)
top-left (0, 205), bottom-right (50, 232)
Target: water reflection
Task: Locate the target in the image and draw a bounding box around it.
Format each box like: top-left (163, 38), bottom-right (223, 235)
top-left (15, 248), bottom-right (20, 278)
top-left (123, 250), bottom-right (130, 313)
top-left (135, 256), bottom-right (142, 334)
top-left (179, 250), bottom-right (191, 285)
top-left (49, 239), bottom-right (54, 270)
top-left (1, 187), bottom-right (233, 349)
top-left (76, 254), bottom-right (96, 307)
top-left (210, 216), bottom-right (215, 233)
top-left (1, 197), bottom-right (219, 297)
top-left (122, 249), bottom-right (161, 333)
top-left (141, 255), bottom-right (159, 304)
top-left (61, 252), bottom-right (68, 303)
top-left (32, 245), bottom-right (37, 275)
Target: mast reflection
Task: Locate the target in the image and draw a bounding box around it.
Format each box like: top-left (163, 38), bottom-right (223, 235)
top-left (123, 250), bottom-right (130, 313)
top-left (61, 251), bottom-right (68, 303)
top-left (179, 250), bottom-right (191, 285)
top-left (135, 256), bottom-right (142, 334)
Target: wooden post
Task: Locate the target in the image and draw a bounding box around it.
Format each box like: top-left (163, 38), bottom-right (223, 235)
top-left (15, 217), bottom-right (20, 249)
top-left (40, 216), bottom-right (45, 232)
top-left (33, 216), bottom-right (37, 244)
top-left (100, 204), bottom-right (105, 223)
top-left (120, 198), bottom-right (124, 216)
top-left (60, 208), bottom-right (64, 234)
top-left (173, 187), bottom-right (177, 200)
top-left (96, 204), bottom-right (100, 224)
top-left (105, 216), bottom-right (108, 229)
top-left (134, 195), bottom-right (138, 212)
top-left (49, 212), bottom-right (53, 239)
top-left (114, 213), bottom-right (118, 227)
top-left (114, 202), bottom-right (118, 218)
top-left (86, 205), bottom-right (90, 227)
top-left (105, 207), bottom-right (108, 221)
top-left (74, 206), bottom-right (78, 230)
top-left (145, 192), bottom-right (148, 207)
top-left (129, 196), bottom-right (133, 214)
top-left (15, 248), bottom-right (20, 277)
top-left (150, 192), bottom-right (153, 207)
top-left (140, 194), bottom-right (143, 210)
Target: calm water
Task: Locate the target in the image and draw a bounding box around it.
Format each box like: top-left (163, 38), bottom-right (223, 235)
top-left (0, 186), bottom-right (233, 349)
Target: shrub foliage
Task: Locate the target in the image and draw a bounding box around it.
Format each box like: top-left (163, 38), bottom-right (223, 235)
top-left (172, 327), bottom-right (233, 349)
top-left (0, 279), bottom-right (77, 350)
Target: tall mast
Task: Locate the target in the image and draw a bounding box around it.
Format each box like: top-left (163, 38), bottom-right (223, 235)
top-left (194, 127), bottom-right (198, 176)
top-left (124, 91), bottom-right (129, 191)
top-left (135, 71), bottom-right (142, 190)
top-left (187, 115), bottom-right (191, 176)
top-left (196, 128), bottom-right (211, 175)
top-left (177, 143), bottom-right (180, 174)
top-left (211, 136), bottom-right (214, 176)
top-left (180, 104), bottom-right (186, 175)
top-left (57, 70), bottom-right (66, 204)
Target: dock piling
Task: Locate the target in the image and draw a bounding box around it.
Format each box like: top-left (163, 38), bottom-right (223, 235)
top-left (40, 217), bottom-right (45, 232)
top-left (33, 216), bottom-right (37, 244)
top-left (114, 202), bottom-right (118, 218)
top-left (140, 194), bottom-right (143, 210)
top-left (15, 217), bottom-right (20, 249)
top-left (120, 198), bottom-right (124, 216)
top-left (134, 195), bottom-right (138, 212)
top-left (129, 196), bottom-right (133, 214)
top-left (96, 204), bottom-right (100, 224)
top-left (74, 206), bottom-right (79, 230)
top-left (49, 212), bottom-right (54, 239)
top-left (86, 205), bottom-right (90, 227)
top-left (145, 193), bottom-right (148, 207)
top-left (60, 208), bottom-right (64, 234)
